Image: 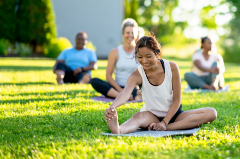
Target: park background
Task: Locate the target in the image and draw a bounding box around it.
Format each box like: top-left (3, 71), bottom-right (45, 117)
top-left (0, 0), bottom-right (240, 158)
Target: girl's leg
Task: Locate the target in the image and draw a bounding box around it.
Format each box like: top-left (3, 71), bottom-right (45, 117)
top-left (107, 109), bottom-right (159, 134)
top-left (166, 108), bottom-right (217, 130)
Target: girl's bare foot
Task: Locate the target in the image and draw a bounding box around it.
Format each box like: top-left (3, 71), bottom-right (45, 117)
top-left (107, 107), bottom-right (120, 134)
top-left (135, 94), bottom-right (142, 101)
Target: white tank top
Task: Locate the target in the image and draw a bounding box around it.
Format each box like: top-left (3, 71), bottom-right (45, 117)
top-left (138, 59), bottom-right (173, 117)
top-left (115, 45), bottom-right (139, 86)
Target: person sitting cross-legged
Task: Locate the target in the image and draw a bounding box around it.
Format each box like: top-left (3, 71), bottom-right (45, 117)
top-left (90, 18), bottom-right (141, 100)
top-left (184, 37), bottom-right (225, 90)
top-left (53, 32), bottom-right (97, 84)
top-left (104, 35), bottom-right (217, 134)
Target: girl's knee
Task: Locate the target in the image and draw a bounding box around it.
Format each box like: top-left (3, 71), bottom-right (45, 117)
top-left (206, 108), bottom-right (217, 121)
top-left (133, 112), bottom-right (143, 120)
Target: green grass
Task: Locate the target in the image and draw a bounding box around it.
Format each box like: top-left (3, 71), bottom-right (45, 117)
top-left (0, 57), bottom-right (240, 158)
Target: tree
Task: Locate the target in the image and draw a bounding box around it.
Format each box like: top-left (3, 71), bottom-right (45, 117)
top-left (0, 0), bottom-right (17, 43)
top-left (16, 0), bottom-right (57, 51)
top-left (124, 0), bottom-right (189, 44)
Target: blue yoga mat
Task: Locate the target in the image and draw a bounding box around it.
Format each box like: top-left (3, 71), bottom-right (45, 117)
top-left (183, 85), bottom-right (229, 93)
top-left (102, 128), bottom-right (199, 137)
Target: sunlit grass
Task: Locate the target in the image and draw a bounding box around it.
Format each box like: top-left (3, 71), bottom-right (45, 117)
top-left (0, 57), bottom-right (239, 158)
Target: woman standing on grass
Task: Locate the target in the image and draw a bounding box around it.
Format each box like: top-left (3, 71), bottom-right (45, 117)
top-left (90, 18), bottom-right (142, 100)
top-left (104, 35), bottom-right (217, 134)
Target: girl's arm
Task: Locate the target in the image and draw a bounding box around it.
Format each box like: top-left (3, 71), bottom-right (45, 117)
top-left (161, 62), bottom-right (181, 126)
top-left (106, 48), bottom-right (123, 92)
top-left (111, 69), bottom-right (142, 108)
top-left (104, 69), bottom-right (142, 120)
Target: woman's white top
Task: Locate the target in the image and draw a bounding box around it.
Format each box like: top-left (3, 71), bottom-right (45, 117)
top-left (138, 59), bottom-right (173, 117)
top-left (115, 45), bottom-right (139, 86)
top-left (192, 50), bottom-right (225, 76)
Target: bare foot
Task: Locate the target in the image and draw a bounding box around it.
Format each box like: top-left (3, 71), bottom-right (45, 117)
top-left (128, 95), bottom-right (134, 101)
top-left (135, 94), bottom-right (142, 101)
top-left (210, 83), bottom-right (219, 91)
top-left (107, 107), bottom-right (120, 134)
top-left (56, 75), bottom-right (64, 84)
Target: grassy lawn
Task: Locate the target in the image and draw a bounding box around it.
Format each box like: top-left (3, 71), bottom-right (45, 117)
top-left (0, 57), bottom-right (240, 158)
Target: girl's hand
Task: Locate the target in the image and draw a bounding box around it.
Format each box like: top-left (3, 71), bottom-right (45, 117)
top-left (153, 121), bottom-right (166, 131)
top-left (148, 123), bottom-right (156, 130)
top-left (104, 106), bottom-right (116, 122)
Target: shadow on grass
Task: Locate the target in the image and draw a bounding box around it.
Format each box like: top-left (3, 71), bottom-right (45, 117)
top-left (0, 82), bottom-right (55, 86)
top-left (224, 77), bottom-right (240, 83)
top-left (0, 106), bottom-right (139, 146)
top-left (0, 65), bottom-right (52, 71)
top-left (1, 90), bottom-right (97, 104)
top-left (0, 99), bottom-right (238, 147)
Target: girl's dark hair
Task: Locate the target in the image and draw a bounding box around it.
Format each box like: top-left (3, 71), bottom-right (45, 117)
top-left (135, 35), bottom-right (161, 58)
top-left (201, 36), bottom-right (210, 48)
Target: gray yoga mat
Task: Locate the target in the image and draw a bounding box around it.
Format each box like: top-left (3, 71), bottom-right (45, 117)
top-left (102, 128), bottom-right (199, 137)
top-left (183, 85), bottom-right (229, 93)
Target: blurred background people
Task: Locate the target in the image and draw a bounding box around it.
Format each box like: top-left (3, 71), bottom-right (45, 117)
top-left (184, 37), bottom-right (225, 90)
top-left (53, 32), bottom-right (97, 84)
top-left (136, 26), bottom-right (145, 42)
top-left (90, 18), bottom-right (142, 100)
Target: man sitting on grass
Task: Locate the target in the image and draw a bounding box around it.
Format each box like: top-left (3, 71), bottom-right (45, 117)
top-left (53, 32), bottom-right (97, 84)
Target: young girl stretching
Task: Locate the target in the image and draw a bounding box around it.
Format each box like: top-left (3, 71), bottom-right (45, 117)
top-left (104, 36), bottom-right (217, 134)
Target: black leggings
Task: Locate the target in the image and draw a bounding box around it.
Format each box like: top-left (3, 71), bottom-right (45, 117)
top-left (55, 63), bottom-right (88, 83)
top-left (90, 78), bottom-right (138, 99)
top-left (157, 104), bottom-right (184, 124)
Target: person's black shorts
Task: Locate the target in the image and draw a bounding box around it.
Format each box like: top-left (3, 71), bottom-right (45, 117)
top-left (90, 78), bottom-right (138, 99)
top-left (157, 104), bottom-right (184, 124)
top-left (55, 62), bottom-right (88, 83)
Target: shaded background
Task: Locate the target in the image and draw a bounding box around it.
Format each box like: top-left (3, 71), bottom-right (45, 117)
top-left (0, 0), bottom-right (239, 61)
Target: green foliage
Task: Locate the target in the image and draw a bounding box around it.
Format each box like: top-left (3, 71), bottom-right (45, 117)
top-left (0, 57), bottom-right (240, 158)
top-left (16, 0), bottom-right (57, 48)
top-left (44, 37), bottom-right (72, 58)
top-left (0, 0), bottom-right (57, 50)
top-left (0, 0), bottom-right (16, 42)
top-left (0, 39), bottom-right (10, 56)
top-left (200, 5), bottom-right (217, 29)
top-left (87, 41), bottom-right (97, 52)
top-left (125, 0), bottom-right (190, 44)
top-left (223, 43), bottom-right (240, 62)
top-left (124, 0), bottom-right (139, 23)
top-left (221, 0), bottom-right (240, 62)
top-left (15, 43), bottom-right (32, 57)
